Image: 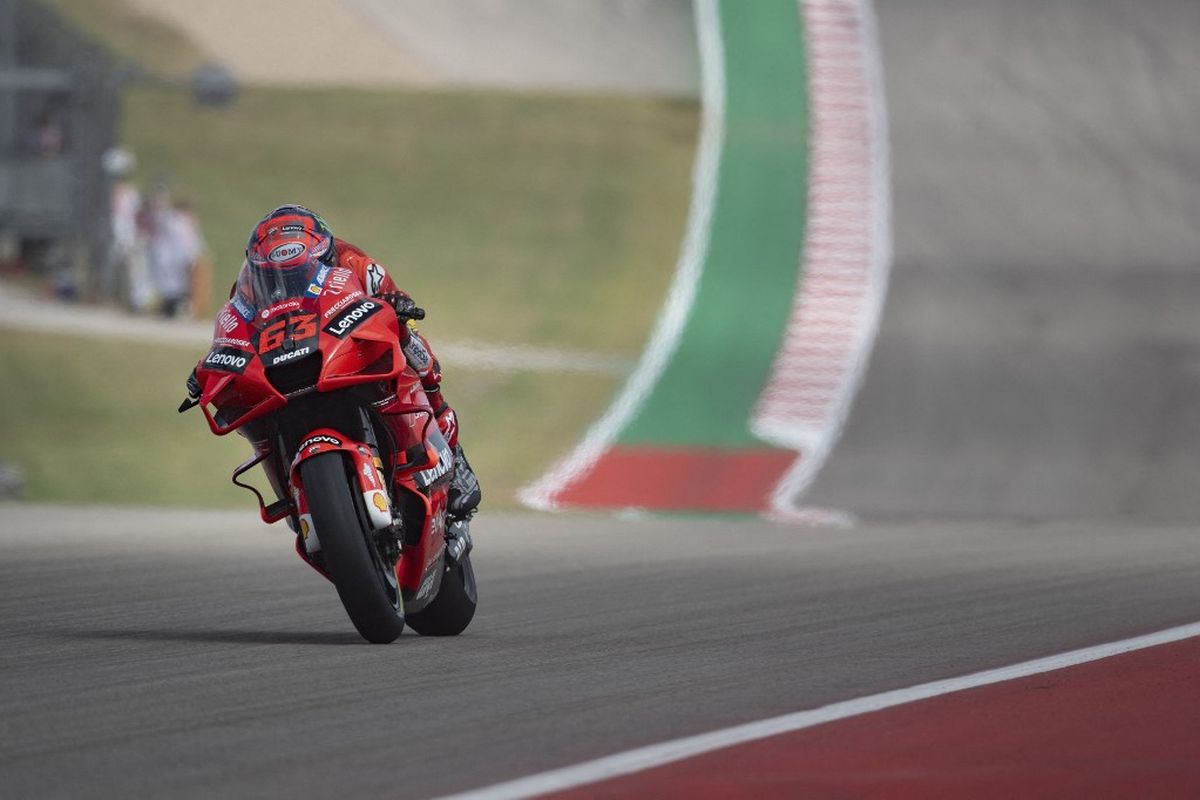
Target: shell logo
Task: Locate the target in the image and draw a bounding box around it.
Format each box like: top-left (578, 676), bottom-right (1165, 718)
top-left (299, 517), bottom-right (310, 539)
top-left (372, 492), bottom-right (389, 513)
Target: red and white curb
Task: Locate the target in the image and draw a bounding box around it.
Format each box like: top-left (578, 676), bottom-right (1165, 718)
top-left (751, 0), bottom-right (892, 521)
top-left (433, 621), bottom-right (1200, 800)
top-left (521, 0), bottom-right (890, 520)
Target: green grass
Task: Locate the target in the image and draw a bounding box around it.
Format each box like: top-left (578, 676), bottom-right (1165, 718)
top-left (123, 86), bottom-right (697, 355)
top-left (45, 1), bottom-right (697, 354)
top-left (0, 331), bottom-right (617, 509)
top-left (17, 1), bottom-right (699, 508)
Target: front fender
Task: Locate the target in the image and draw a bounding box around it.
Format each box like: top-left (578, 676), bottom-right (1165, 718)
top-left (289, 428), bottom-right (392, 531)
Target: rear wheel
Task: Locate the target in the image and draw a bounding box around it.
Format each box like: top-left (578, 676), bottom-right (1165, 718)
top-left (405, 554), bottom-right (477, 636)
top-left (301, 452), bottom-right (404, 643)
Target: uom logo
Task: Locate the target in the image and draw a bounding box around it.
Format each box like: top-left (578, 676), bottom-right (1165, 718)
top-left (269, 242), bottom-right (307, 263)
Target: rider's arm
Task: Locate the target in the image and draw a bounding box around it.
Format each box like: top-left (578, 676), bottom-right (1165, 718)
top-left (335, 240), bottom-right (440, 388)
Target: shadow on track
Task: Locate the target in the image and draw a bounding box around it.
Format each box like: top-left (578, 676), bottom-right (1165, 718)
top-left (60, 628), bottom-right (365, 646)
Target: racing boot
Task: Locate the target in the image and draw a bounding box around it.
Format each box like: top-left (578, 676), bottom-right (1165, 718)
top-left (447, 442), bottom-right (481, 520)
top-left (433, 399), bottom-right (479, 564)
top-left (443, 446), bottom-right (479, 564)
top-left (430, 390), bottom-right (481, 518)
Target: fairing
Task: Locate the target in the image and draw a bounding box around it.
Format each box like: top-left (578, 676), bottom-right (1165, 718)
top-left (196, 266), bottom-right (402, 436)
top-left (193, 265), bottom-right (453, 596)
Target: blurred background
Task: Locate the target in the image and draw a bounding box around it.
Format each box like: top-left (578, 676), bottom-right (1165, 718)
top-left (2, 3), bottom-right (1200, 795)
top-left (1, 0), bottom-right (1198, 526)
top-left (0, 0), bottom-right (702, 508)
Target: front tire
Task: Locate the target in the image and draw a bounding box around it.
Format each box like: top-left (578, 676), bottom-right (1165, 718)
top-left (301, 452), bottom-right (405, 643)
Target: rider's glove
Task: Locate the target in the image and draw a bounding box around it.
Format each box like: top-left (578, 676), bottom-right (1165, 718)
top-left (178, 367), bottom-right (203, 413)
top-left (186, 367), bottom-right (201, 400)
top-left (378, 291), bottom-right (425, 322)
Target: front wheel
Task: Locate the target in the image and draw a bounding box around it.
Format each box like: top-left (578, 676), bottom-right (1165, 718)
top-left (405, 555), bottom-right (477, 636)
top-left (301, 452), bottom-right (405, 643)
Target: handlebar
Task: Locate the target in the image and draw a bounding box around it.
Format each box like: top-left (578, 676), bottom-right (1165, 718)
top-left (383, 292), bottom-right (425, 322)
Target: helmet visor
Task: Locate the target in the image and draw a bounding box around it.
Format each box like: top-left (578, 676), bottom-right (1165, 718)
top-left (236, 256), bottom-right (321, 308)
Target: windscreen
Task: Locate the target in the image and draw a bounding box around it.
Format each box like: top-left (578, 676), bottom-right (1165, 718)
top-left (235, 256), bottom-right (322, 309)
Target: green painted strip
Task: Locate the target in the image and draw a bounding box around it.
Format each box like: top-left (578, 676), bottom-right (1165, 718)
top-left (618, 0), bottom-right (808, 449)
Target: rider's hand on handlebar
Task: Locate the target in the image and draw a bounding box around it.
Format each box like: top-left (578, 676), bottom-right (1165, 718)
top-left (178, 368), bottom-right (201, 413)
top-left (378, 291), bottom-right (425, 322)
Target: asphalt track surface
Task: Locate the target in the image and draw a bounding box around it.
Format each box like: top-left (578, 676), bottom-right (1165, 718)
top-left (807, 0), bottom-right (1200, 522)
top-left (4, 0), bottom-right (1200, 797)
top-left (2, 505), bottom-right (1199, 798)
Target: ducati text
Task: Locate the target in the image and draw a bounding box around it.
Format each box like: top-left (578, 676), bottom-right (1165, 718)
top-left (267, 346), bottom-right (311, 366)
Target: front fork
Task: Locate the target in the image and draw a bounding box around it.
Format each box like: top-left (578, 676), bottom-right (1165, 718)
top-left (232, 416), bottom-right (450, 595)
top-left (288, 430), bottom-right (450, 598)
top-left (288, 427), bottom-right (394, 549)
top-left (232, 426), bottom-right (393, 582)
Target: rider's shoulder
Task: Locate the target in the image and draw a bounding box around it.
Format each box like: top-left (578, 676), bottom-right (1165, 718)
top-left (334, 238), bottom-right (374, 268)
top-left (333, 239), bottom-right (393, 295)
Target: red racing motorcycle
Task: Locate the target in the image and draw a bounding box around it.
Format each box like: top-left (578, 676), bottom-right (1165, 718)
top-left (180, 263), bottom-right (476, 643)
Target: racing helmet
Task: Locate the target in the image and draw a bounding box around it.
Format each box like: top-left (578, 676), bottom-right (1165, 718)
top-left (242, 205), bottom-right (336, 304)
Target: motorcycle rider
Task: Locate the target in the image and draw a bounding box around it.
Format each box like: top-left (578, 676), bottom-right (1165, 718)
top-left (187, 204), bottom-right (481, 538)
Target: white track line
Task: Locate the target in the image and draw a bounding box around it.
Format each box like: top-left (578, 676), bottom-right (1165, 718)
top-left (434, 621), bottom-right (1200, 800)
top-left (436, 341), bottom-right (630, 375)
top-left (516, 0), bottom-right (726, 510)
top-left (751, 0), bottom-right (893, 520)
top-left (0, 282), bottom-right (627, 375)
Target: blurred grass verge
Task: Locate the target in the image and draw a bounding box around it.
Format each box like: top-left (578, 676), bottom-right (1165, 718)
top-left (0, 331), bottom-right (618, 509)
top-left (121, 86), bottom-right (697, 355)
top-left (9, 0), bottom-right (698, 508)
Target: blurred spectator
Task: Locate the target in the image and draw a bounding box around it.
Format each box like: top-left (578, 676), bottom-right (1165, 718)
top-left (27, 109), bottom-right (65, 157)
top-left (100, 147), bottom-right (150, 310)
top-left (175, 198), bottom-right (212, 319)
top-left (143, 180), bottom-right (202, 318)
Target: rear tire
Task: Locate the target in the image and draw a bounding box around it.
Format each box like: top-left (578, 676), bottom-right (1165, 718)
top-left (405, 555), bottom-right (477, 636)
top-left (301, 452), bottom-right (405, 643)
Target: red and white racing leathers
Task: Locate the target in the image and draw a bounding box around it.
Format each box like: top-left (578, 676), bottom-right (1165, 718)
top-left (330, 238), bottom-right (458, 448)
